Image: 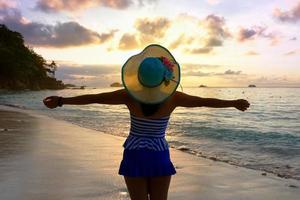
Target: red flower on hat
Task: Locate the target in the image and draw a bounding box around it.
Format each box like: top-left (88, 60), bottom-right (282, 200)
top-left (161, 56), bottom-right (174, 72)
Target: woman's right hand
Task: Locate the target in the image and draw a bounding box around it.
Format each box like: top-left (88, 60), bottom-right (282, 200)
top-left (43, 96), bottom-right (60, 109)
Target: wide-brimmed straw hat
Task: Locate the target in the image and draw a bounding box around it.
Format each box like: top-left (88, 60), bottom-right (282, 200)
top-left (122, 44), bottom-right (180, 104)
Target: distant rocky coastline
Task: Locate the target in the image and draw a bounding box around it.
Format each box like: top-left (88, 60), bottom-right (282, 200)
top-left (110, 82), bottom-right (123, 87)
top-left (0, 25), bottom-right (65, 90)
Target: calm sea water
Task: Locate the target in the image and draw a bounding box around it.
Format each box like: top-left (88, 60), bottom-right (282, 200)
top-left (1, 87), bottom-right (299, 180)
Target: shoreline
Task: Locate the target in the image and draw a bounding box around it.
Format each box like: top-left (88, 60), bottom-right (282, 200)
top-left (0, 105), bottom-right (299, 200)
top-left (1, 103), bottom-right (298, 181)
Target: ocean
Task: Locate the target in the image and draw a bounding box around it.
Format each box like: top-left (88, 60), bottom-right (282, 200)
top-left (0, 87), bottom-right (299, 180)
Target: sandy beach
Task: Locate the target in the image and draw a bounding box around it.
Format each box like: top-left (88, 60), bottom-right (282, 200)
top-left (0, 105), bottom-right (299, 200)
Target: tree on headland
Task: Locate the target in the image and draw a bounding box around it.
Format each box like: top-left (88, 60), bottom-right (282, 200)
top-left (0, 24), bottom-right (65, 90)
top-left (45, 61), bottom-right (57, 78)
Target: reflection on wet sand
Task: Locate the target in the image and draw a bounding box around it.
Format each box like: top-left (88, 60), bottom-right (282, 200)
top-left (0, 109), bottom-right (128, 200)
top-left (0, 111), bottom-right (36, 159)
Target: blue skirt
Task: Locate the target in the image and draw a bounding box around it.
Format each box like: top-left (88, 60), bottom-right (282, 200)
top-left (119, 149), bottom-right (176, 177)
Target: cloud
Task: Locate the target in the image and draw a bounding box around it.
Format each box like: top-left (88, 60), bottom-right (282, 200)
top-left (182, 70), bottom-right (212, 77)
top-left (185, 47), bottom-right (213, 54)
top-left (68, 74), bottom-right (97, 79)
top-left (118, 14), bottom-right (231, 52)
top-left (36, 0), bottom-right (158, 12)
top-left (166, 14), bottom-right (231, 52)
top-left (183, 63), bottom-right (222, 69)
top-left (236, 26), bottom-right (279, 45)
top-left (0, 0), bottom-right (16, 9)
top-left (202, 14), bottom-right (226, 35)
top-left (135, 17), bottom-right (171, 37)
top-left (181, 65), bottom-right (213, 77)
top-left (201, 14), bottom-right (231, 47)
top-left (56, 64), bottom-right (120, 86)
top-left (169, 35), bottom-right (184, 49)
top-left (168, 34), bottom-right (194, 49)
top-left (273, 2), bottom-right (300, 23)
top-left (117, 17), bottom-right (171, 50)
top-left (180, 14), bottom-right (230, 55)
top-left (245, 50), bottom-right (259, 56)
top-left (237, 26), bottom-right (265, 42)
top-left (284, 50), bottom-right (298, 56)
top-left (206, 0), bottom-right (221, 5)
top-left (0, 8), bottom-right (116, 47)
top-left (237, 28), bottom-right (256, 41)
top-left (57, 64), bottom-right (119, 75)
top-left (249, 75), bottom-right (300, 87)
top-left (205, 37), bottom-right (223, 46)
top-left (35, 23), bottom-right (116, 47)
top-left (137, 0), bottom-right (158, 6)
top-left (181, 64), bottom-right (242, 77)
top-left (180, 63), bottom-right (222, 76)
top-left (223, 69), bottom-right (242, 75)
top-left (36, 0), bottom-right (133, 12)
top-left (118, 33), bottom-right (139, 50)
top-left (212, 69), bottom-right (243, 76)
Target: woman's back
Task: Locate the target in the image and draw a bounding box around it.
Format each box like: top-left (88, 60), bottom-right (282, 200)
top-left (124, 89), bottom-right (177, 119)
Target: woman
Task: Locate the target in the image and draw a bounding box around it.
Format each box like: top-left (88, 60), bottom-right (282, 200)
top-left (43, 44), bottom-right (250, 200)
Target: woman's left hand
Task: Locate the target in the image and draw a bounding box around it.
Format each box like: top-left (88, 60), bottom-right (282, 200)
top-left (234, 99), bottom-right (250, 111)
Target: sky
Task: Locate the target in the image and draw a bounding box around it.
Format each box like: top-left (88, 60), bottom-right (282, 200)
top-left (1, 0), bottom-right (300, 87)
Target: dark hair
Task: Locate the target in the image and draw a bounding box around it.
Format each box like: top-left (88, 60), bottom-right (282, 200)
top-left (140, 103), bottom-right (161, 116)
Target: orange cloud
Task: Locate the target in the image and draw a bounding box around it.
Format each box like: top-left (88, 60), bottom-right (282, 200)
top-left (36, 0), bottom-right (133, 12)
top-left (135, 17), bottom-right (171, 37)
top-left (0, 0), bottom-right (16, 9)
top-left (168, 34), bottom-right (194, 49)
top-left (179, 14), bottom-right (230, 54)
top-left (185, 47), bottom-right (213, 54)
top-left (245, 51), bottom-right (259, 56)
top-left (119, 33), bottom-right (139, 50)
top-left (117, 14), bottom-right (232, 52)
top-left (118, 17), bottom-right (171, 50)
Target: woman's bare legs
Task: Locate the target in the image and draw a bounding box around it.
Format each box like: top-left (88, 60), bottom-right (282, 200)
top-left (124, 176), bottom-right (149, 200)
top-left (124, 176), bottom-right (172, 200)
top-left (148, 176), bottom-right (171, 200)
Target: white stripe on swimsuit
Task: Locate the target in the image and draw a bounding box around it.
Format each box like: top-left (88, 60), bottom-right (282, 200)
top-left (123, 115), bottom-right (170, 151)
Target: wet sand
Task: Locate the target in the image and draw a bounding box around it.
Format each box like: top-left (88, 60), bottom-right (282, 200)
top-left (0, 105), bottom-right (299, 200)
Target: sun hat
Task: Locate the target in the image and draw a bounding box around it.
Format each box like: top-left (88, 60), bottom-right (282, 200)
top-left (122, 44), bottom-right (180, 104)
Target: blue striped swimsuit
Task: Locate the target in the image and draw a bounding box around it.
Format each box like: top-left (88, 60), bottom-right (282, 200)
top-left (118, 115), bottom-right (176, 177)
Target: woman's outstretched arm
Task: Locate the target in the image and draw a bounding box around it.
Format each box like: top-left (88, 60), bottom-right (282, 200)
top-left (174, 91), bottom-right (250, 111)
top-left (43, 89), bottom-right (128, 109)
